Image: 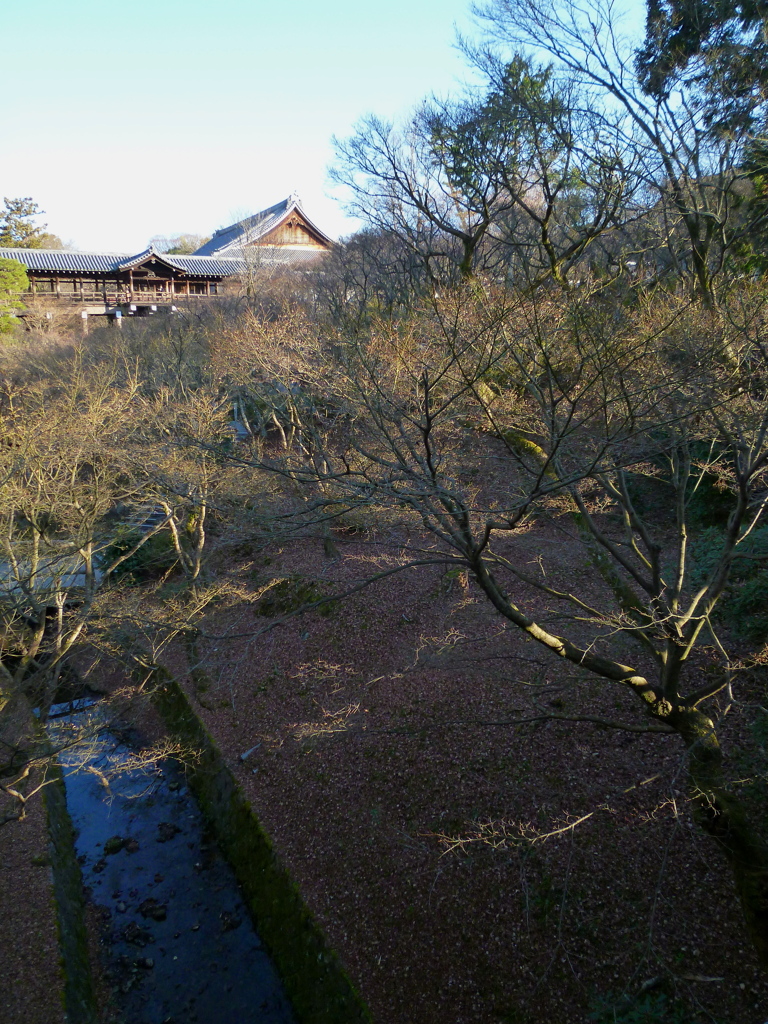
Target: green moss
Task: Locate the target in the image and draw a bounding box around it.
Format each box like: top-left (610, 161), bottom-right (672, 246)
top-left (44, 762), bottom-right (97, 1024)
top-left (259, 577), bottom-right (331, 614)
top-left (689, 524), bottom-right (768, 642)
top-left (103, 834), bottom-right (127, 855)
top-left (99, 528), bottom-right (177, 583)
top-left (588, 988), bottom-right (699, 1023)
top-left (153, 675), bottom-right (371, 1024)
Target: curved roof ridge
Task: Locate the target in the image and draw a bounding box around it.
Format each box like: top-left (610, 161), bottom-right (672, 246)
top-left (193, 195), bottom-right (333, 257)
top-left (0, 246), bottom-right (133, 257)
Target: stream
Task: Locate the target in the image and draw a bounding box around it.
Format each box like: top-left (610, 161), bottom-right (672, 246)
top-left (49, 701), bottom-right (297, 1024)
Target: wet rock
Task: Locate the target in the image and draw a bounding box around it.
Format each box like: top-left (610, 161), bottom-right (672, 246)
top-left (220, 911), bottom-right (242, 932)
top-left (157, 822), bottom-right (182, 843)
top-left (190, 922), bottom-right (200, 931)
top-left (123, 921), bottom-right (153, 947)
top-left (104, 835), bottom-right (127, 855)
top-left (116, 902), bottom-right (127, 914)
top-left (154, 873), bottom-right (164, 883)
top-left (135, 957), bottom-right (154, 969)
top-left (92, 858), bottom-right (107, 874)
top-left (125, 838), bottom-right (140, 853)
top-left (139, 898), bottom-right (167, 922)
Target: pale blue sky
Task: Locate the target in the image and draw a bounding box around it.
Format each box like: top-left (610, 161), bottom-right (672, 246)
top-left (3, 0), bottom-right (481, 251)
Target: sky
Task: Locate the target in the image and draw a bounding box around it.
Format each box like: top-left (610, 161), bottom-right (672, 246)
top-left (2, 0), bottom-right (483, 252)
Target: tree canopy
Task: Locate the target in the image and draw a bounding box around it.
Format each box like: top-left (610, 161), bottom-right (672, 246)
top-left (0, 197), bottom-right (63, 250)
top-left (0, 257), bottom-right (28, 333)
top-left (636, 0), bottom-right (768, 122)
top-left (148, 233), bottom-right (210, 255)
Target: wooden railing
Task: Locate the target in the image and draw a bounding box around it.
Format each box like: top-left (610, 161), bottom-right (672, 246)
top-left (26, 290), bottom-right (214, 304)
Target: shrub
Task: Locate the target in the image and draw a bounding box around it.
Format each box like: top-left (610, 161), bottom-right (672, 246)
top-left (99, 529), bottom-right (177, 583)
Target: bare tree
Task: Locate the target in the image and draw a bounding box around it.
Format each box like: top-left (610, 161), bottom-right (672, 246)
top-left (471, 0), bottom-right (768, 304)
top-left (0, 350), bottom-right (245, 826)
top-left (332, 54), bottom-right (638, 290)
top-left (246, 282), bottom-right (768, 965)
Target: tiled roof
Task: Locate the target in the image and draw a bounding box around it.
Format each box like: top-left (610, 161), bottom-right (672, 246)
top-left (0, 248), bottom-right (133, 273)
top-left (115, 247), bottom-right (248, 277)
top-left (0, 208), bottom-right (332, 278)
top-left (193, 198), bottom-right (292, 256)
top-left (161, 253), bottom-right (248, 275)
top-left (0, 246), bottom-right (248, 278)
top-left (193, 195), bottom-right (334, 257)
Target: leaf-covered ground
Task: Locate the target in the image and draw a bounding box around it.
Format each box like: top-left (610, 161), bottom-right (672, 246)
top-left (164, 525), bottom-right (768, 1024)
top-left (4, 517), bottom-right (767, 1024)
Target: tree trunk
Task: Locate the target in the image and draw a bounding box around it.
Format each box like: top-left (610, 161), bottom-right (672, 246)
top-left (670, 706), bottom-right (768, 967)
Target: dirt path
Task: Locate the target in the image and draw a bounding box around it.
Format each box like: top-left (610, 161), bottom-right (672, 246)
top-left (0, 788), bottom-right (65, 1024)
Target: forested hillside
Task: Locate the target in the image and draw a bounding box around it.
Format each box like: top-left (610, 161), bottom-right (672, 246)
top-left (2, 1), bottom-right (768, 1021)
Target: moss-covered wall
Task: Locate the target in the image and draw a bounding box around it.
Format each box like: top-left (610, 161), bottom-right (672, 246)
top-left (154, 675), bottom-right (372, 1024)
top-left (44, 763), bottom-right (97, 1024)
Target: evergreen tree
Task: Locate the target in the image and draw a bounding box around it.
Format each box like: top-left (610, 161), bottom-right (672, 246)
top-left (636, 0), bottom-right (768, 133)
top-left (0, 258), bottom-right (28, 332)
top-left (0, 197), bottom-right (62, 249)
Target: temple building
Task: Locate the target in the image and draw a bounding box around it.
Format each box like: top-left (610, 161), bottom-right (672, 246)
top-left (193, 194), bottom-right (333, 261)
top-left (0, 195), bottom-right (333, 326)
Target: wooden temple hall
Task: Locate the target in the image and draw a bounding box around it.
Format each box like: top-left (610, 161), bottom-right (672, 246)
top-left (0, 196), bottom-right (333, 327)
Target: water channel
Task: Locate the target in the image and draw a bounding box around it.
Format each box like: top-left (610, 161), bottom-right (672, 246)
top-left (50, 701), bottom-right (297, 1024)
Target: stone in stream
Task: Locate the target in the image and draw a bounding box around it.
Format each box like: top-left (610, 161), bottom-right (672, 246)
top-left (139, 897), bottom-right (167, 921)
top-left (104, 835), bottom-right (127, 855)
top-left (123, 921), bottom-right (153, 947)
top-left (220, 910), bottom-right (242, 932)
top-left (157, 821), bottom-right (182, 842)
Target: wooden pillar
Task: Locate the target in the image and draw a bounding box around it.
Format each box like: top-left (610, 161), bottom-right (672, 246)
top-left (54, 275), bottom-right (60, 298)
